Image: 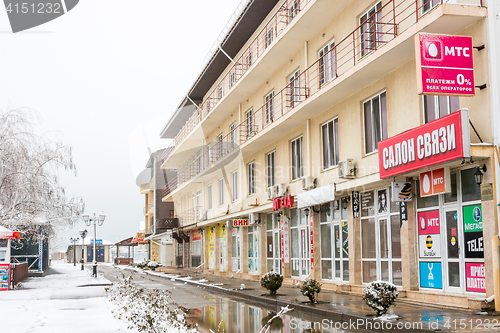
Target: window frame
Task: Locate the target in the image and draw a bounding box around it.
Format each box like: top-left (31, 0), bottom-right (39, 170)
top-left (359, 1), bottom-right (382, 57)
top-left (423, 95), bottom-right (460, 124)
top-left (291, 136), bottom-right (304, 181)
top-left (248, 161), bottom-right (256, 196)
top-left (231, 170), bottom-right (239, 202)
top-left (288, 70), bottom-right (301, 109)
top-left (266, 150), bottom-right (276, 188)
top-left (245, 108), bottom-right (254, 138)
top-left (265, 27), bottom-right (274, 48)
top-left (319, 38), bottom-right (336, 86)
top-left (363, 90), bottom-right (387, 155)
top-left (207, 184), bottom-right (213, 210)
top-left (218, 178), bottom-right (224, 207)
top-left (265, 91), bottom-right (274, 124)
top-left (321, 117), bottom-right (339, 170)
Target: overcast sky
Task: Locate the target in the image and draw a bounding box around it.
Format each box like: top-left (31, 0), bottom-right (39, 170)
top-left (0, 0), bottom-right (242, 250)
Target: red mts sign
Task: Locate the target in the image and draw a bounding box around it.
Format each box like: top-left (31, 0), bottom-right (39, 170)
top-left (416, 33), bottom-right (474, 96)
top-left (273, 194), bottom-right (294, 211)
top-left (379, 110), bottom-right (470, 179)
top-left (420, 167), bottom-right (450, 197)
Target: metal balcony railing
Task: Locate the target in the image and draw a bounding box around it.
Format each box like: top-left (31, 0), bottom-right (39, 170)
top-left (162, 0), bottom-right (483, 199)
top-left (175, 206), bottom-right (203, 227)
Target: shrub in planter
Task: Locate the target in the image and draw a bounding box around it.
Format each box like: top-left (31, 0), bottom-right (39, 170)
top-left (300, 278), bottom-right (322, 303)
top-left (363, 281), bottom-right (399, 316)
top-left (260, 272), bottom-right (283, 295)
top-left (136, 261), bottom-right (147, 269)
top-left (147, 261), bottom-right (159, 271)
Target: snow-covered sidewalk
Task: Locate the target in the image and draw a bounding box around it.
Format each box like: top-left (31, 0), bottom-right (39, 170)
top-left (0, 262), bottom-right (136, 333)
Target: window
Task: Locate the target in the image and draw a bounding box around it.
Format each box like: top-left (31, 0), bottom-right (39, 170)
top-left (245, 108), bottom-right (254, 138)
top-left (322, 118), bottom-right (339, 169)
top-left (217, 134), bottom-right (223, 160)
top-left (422, 0), bottom-right (440, 14)
top-left (288, 70), bottom-right (301, 108)
top-left (218, 86), bottom-right (223, 100)
top-left (291, 136), bottom-right (303, 180)
top-left (360, 2), bottom-right (382, 57)
top-left (265, 91), bottom-right (274, 124)
top-left (218, 178), bottom-right (224, 206)
top-left (424, 95), bottom-right (460, 123)
top-left (232, 170), bottom-right (238, 202)
top-left (267, 150), bottom-right (276, 188)
top-left (230, 71), bottom-right (236, 88)
top-left (248, 161), bottom-right (256, 195)
top-left (265, 27), bottom-right (274, 48)
top-left (208, 184), bottom-right (213, 210)
top-left (230, 123), bottom-right (236, 150)
top-left (245, 51), bottom-right (253, 69)
top-left (319, 39), bottom-right (336, 86)
top-left (288, 0), bottom-right (299, 22)
top-left (363, 91), bottom-right (387, 154)
top-left (206, 99), bottom-right (211, 113)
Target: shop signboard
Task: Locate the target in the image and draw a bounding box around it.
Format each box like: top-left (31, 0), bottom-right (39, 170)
top-left (419, 167), bottom-right (451, 197)
top-left (192, 230), bottom-right (201, 241)
top-left (352, 191), bottom-right (360, 218)
top-left (0, 264), bottom-right (10, 291)
top-left (150, 242), bottom-right (159, 263)
top-left (90, 239), bottom-right (103, 245)
top-left (415, 33), bottom-right (474, 96)
top-left (233, 219), bottom-right (249, 227)
top-left (273, 194), bottom-right (294, 211)
top-left (466, 262), bottom-right (486, 293)
top-left (208, 226), bottom-right (215, 269)
top-left (399, 201), bottom-right (408, 226)
top-left (379, 109), bottom-right (470, 179)
top-left (281, 216), bottom-right (289, 268)
top-left (391, 182), bottom-right (412, 202)
top-left (0, 231), bottom-right (20, 239)
top-left (418, 210), bottom-right (441, 258)
top-left (309, 214), bottom-right (314, 269)
top-left (419, 262), bottom-right (443, 289)
top-left (463, 205), bottom-right (484, 258)
top-left (219, 223), bottom-right (226, 238)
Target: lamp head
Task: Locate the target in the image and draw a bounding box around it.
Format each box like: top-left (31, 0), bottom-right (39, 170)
top-left (98, 211), bottom-right (106, 225)
top-left (82, 212), bottom-right (90, 225)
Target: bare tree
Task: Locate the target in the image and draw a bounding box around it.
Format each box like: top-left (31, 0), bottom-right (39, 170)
top-left (0, 108), bottom-right (84, 246)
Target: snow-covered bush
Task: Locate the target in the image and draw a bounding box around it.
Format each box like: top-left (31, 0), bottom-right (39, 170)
top-left (363, 281), bottom-right (399, 316)
top-left (260, 272), bottom-right (283, 295)
top-left (299, 278), bottom-right (322, 303)
top-left (105, 276), bottom-right (197, 332)
top-left (136, 261), bottom-right (148, 269)
top-left (147, 261), bottom-right (159, 271)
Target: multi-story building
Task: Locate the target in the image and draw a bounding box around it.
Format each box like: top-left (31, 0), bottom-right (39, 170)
top-left (137, 149), bottom-right (178, 266)
top-left (159, 0), bottom-right (499, 310)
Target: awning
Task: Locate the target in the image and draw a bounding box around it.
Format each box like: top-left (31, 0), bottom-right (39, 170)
top-left (297, 183), bottom-right (335, 209)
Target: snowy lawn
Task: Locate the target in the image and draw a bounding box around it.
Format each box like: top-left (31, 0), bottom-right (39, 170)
top-left (0, 262), bottom-right (137, 333)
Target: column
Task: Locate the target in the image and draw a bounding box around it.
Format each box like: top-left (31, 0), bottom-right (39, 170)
top-left (349, 193), bottom-right (362, 285)
top-left (401, 185), bottom-right (419, 291)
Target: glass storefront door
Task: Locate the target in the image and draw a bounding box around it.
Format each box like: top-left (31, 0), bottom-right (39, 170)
top-left (266, 213), bottom-right (281, 273)
top-left (290, 208), bottom-right (310, 278)
top-left (231, 228), bottom-right (240, 272)
top-left (248, 226), bottom-right (259, 273)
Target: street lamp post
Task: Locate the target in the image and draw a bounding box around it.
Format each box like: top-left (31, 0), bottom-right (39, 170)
top-left (70, 237), bottom-right (79, 266)
top-left (79, 229), bottom-right (88, 270)
top-left (83, 211), bottom-right (106, 278)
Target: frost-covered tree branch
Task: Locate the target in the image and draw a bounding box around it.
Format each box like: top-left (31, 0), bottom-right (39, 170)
top-left (0, 108), bottom-right (84, 245)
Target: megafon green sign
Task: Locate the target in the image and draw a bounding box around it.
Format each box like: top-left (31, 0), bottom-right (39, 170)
top-left (463, 204), bottom-right (482, 233)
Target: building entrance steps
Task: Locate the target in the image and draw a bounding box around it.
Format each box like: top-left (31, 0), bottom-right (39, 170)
top-left (137, 266), bottom-right (500, 332)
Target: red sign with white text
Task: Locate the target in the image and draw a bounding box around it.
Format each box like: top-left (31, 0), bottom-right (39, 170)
top-left (0, 231), bottom-right (20, 240)
top-left (233, 219), bottom-right (249, 227)
top-left (416, 33), bottom-right (474, 96)
top-left (466, 263), bottom-right (486, 292)
top-left (309, 215), bottom-right (314, 269)
top-left (272, 194), bottom-right (294, 211)
top-left (420, 167), bottom-right (450, 197)
top-left (379, 110), bottom-right (470, 179)
top-left (418, 210), bottom-right (440, 235)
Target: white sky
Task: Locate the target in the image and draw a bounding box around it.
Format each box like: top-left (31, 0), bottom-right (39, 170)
top-left (0, 0), bottom-right (242, 250)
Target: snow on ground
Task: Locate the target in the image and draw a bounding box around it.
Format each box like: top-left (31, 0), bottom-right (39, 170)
top-left (0, 262), bottom-right (138, 333)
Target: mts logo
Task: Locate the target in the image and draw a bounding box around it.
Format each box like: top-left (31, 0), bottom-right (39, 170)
top-left (445, 46), bottom-right (471, 57)
top-left (427, 218), bottom-right (439, 228)
top-left (433, 176), bottom-right (444, 185)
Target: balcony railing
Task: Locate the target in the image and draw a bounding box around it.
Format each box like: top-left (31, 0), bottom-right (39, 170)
top-left (162, 0), bottom-right (483, 199)
top-left (175, 206), bottom-right (203, 227)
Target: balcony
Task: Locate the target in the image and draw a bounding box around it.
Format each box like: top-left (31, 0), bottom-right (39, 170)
top-left (162, 0), bottom-right (485, 201)
top-left (174, 206), bottom-right (204, 227)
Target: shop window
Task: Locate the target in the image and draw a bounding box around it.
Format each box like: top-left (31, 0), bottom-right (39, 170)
top-left (321, 199), bottom-right (349, 281)
top-left (359, 1), bottom-right (382, 57)
top-left (444, 172), bottom-right (458, 203)
top-left (416, 180), bottom-right (439, 208)
top-left (363, 91), bottom-right (388, 154)
top-left (291, 136), bottom-right (304, 180)
top-left (266, 213), bottom-right (281, 273)
top-left (424, 95), bottom-right (460, 123)
top-left (321, 117), bottom-right (339, 170)
top-left (461, 168), bottom-right (481, 202)
top-left (248, 226), bottom-right (259, 273)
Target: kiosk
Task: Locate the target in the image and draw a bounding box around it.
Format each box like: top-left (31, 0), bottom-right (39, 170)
top-left (0, 226), bottom-right (21, 291)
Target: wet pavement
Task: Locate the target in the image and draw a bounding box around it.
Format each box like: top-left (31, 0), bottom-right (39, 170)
top-left (111, 265), bottom-right (500, 332)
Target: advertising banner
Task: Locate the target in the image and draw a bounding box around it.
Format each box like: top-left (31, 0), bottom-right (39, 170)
top-left (420, 167), bottom-right (451, 197)
top-left (352, 191), bottom-right (360, 218)
top-left (309, 214), bottom-right (314, 269)
top-left (466, 263), bottom-right (486, 292)
top-left (0, 264), bottom-right (9, 291)
top-left (392, 182), bottom-right (412, 202)
top-left (218, 223), bottom-right (226, 238)
top-left (150, 242), bottom-right (159, 263)
top-left (463, 205), bottom-right (484, 258)
top-left (192, 230), bottom-right (202, 241)
top-left (420, 262), bottom-right (443, 289)
top-left (378, 110), bottom-right (470, 179)
top-left (418, 210), bottom-right (441, 258)
top-left (415, 33), bottom-right (474, 96)
top-left (208, 226), bottom-right (215, 269)
top-left (281, 216), bottom-right (289, 268)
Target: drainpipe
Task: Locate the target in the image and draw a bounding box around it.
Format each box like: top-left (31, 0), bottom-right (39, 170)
top-left (486, 0), bottom-right (500, 312)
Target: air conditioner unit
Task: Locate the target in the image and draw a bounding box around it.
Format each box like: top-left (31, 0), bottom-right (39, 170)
top-left (249, 213), bottom-right (260, 225)
top-left (267, 186), bottom-right (276, 200)
top-left (197, 209), bottom-right (207, 221)
top-left (301, 177), bottom-right (316, 190)
top-left (277, 183), bottom-right (287, 197)
top-left (338, 159), bottom-right (356, 179)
